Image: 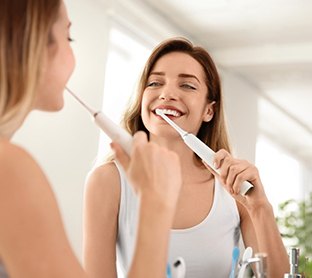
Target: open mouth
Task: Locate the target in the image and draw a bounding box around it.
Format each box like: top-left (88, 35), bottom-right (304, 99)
top-left (153, 108), bottom-right (183, 118)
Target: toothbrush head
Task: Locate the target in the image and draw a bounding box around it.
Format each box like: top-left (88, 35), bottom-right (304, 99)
top-left (155, 109), bottom-right (187, 137)
top-left (155, 108), bottom-right (164, 116)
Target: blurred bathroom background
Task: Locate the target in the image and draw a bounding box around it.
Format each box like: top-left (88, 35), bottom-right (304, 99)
top-left (12, 0), bottom-right (312, 267)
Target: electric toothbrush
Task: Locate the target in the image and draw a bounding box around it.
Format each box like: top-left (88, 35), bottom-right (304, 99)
top-left (66, 87), bottom-right (133, 155)
top-left (155, 109), bottom-right (253, 195)
top-left (237, 247), bottom-right (253, 278)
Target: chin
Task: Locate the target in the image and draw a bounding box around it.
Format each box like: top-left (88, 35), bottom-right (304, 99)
top-left (35, 99), bottom-right (65, 112)
top-left (49, 100), bottom-right (65, 112)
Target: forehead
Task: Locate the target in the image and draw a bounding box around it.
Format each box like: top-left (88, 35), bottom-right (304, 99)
top-left (152, 52), bottom-right (205, 79)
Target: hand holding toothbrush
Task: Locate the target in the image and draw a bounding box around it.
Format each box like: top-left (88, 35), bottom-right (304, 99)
top-left (111, 131), bottom-right (182, 278)
top-left (204, 149), bottom-right (269, 210)
top-left (111, 131), bottom-right (182, 210)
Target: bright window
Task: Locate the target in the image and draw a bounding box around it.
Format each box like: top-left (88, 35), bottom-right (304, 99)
top-left (97, 27), bottom-right (151, 160)
top-left (255, 135), bottom-right (303, 215)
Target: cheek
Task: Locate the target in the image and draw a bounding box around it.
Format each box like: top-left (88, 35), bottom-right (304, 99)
top-left (140, 96), bottom-right (148, 122)
top-left (34, 46), bottom-right (75, 111)
top-left (57, 45), bottom-right (75, 82)
top-left (66, 47), bottom-right (76, 76)
top-left (140, 93), bottom-right (154, 127)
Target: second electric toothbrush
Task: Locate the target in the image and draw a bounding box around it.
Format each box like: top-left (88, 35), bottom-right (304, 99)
top-left (155, 109), bottom-right (253, 196)
top-left (66, 87), bottom-right (133, 155)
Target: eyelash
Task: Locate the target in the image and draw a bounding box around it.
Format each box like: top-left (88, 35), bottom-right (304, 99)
top-left (147, 81), bottom-right (161, 87)
top-left (68, 37), bottom-right (74, 42)
top-left (181, 84), bottom-right (196, 90)
top-left (146, 81), bottom-right (197, 91)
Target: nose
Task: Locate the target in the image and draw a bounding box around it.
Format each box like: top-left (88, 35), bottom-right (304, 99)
top-left (158, 84), bottom-right (179, 101)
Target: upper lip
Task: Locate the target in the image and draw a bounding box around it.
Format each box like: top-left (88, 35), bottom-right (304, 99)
top-left (152, 105), bottom-right (185, 116)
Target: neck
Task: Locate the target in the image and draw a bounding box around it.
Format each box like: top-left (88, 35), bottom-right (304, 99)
top-left (149, 134), bottom-right (214, 183)
top-left (0, 130), bottom-right (15, 140)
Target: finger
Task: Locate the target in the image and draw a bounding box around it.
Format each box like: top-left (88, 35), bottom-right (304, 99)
top-left (203, 159), bottom-right (233, 194)
top-left (213, 149), bottom-right (230, 169)
top-left (111, 142), bottom-right (130, 171)
top-left (226, 163), bottom-right (248, 193)
top-left (232, 170), bottom-right (252, 195)
top-left (232, 164), bottom-right (259, 195)
top-left (132, 131), bottom-right (148, 150)
top-left (218, 156), bottom-right (233, 192)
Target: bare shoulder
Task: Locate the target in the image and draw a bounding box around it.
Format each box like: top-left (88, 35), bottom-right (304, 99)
top-left (0, 140), bottom-right (55, 213)
top-left (0, 140), bottom-right (86, 277)
top-left (0, 139), bottom-right (34, 164)
top-left (84, 161), bottom-right (121, 206)
top-left (0, 140), bottom-right (49, 192)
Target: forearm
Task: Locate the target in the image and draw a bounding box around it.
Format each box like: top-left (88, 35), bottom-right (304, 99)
top-left (127, 195), bottom-right (174, 278)
top-left (249, 203), bottom-right (289, 277)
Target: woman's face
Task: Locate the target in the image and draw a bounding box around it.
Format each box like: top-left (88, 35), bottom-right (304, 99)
top-left (35, 1), bottom-right (75, 111)
top-left (141, 51), bottom-right (214, 139)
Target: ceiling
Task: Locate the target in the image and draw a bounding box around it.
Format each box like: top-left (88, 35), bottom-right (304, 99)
top-left (135, 0), bottom-right (312, 166)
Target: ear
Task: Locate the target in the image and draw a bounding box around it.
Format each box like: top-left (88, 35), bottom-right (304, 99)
top-left (203, 101), bottom-right (215, 122)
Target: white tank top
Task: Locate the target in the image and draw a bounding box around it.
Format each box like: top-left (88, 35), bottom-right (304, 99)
top-left (115, 162), bottom-right (241, 278)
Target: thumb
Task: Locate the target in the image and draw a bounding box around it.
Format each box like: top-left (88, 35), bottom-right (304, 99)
top-left (111, 142), bottom-right (130, 171)
top-left (132, 131), bottom-right (149, 149)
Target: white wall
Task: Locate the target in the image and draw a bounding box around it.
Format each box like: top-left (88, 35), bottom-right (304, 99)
top-left (13, 0), bottom-right (111, 261)
top-left (221, 71), bottom-right (259, 163)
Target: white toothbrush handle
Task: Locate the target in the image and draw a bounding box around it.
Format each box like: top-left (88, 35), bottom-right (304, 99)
top-left (94, 112), bottom-right (133, 155)
top-left (237, 264), bottom-right (247, 278)
top-left (183, 134), bottom-right (253, 196)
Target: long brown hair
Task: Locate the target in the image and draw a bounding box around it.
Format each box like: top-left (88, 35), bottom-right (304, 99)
top-left (0, 0), bottom-right (61, 137)
top-left (122, 37), bottom-right (231, 153)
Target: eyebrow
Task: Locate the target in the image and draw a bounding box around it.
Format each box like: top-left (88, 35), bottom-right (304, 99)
top-left (149, 72), bottom-right (165, 77)
top-left (149, 72), bottom-right (201, 84)
top-left (178, 73), bottom-right (201, 84)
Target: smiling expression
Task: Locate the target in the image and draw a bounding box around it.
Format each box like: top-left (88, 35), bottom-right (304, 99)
top-left (141, 51), bottom-right (214, 138)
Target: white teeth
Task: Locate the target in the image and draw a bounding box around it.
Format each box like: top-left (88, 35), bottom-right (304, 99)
top-left (156, 108), bottom-right (181, 117)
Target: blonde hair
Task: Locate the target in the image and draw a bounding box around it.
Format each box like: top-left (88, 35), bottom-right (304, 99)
top-left (122, 37), bottom-right (231, 155)
top-left (0, 0), bottom-right (61, 137)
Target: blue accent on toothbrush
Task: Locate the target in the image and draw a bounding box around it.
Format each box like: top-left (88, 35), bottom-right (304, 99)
top-left (230, 246), bottom-right (240, 278)
top-left (167, 263), bottom-right (172, 278)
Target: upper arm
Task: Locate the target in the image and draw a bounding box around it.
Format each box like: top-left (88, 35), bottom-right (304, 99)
top-left (237, 201), bottom-right (259, 253)
top-left (83, 161), bottom-right (121, 278)
top-left (0, 142), bottom-right (85, 278)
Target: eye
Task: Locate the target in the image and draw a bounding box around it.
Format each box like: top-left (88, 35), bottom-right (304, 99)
top-left (181, 83), bottom-right (196, 90)
top-left (147, 81), bottom-right (161, 87)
